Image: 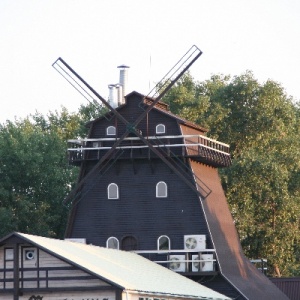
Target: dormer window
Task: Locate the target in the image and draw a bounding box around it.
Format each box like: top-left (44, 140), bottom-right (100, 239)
top-left (156, 181), bottom-right (168, 198)
top-left (156, 124), bottom-right (165, 134)
top-left (107, 237), bottom-right (119, 249)
top-left (107, 126), bottom-right (116, 136)
top-left (158, 235), bottom-right (170, 250)
top-left (108, 183), bottom-right (119, 199)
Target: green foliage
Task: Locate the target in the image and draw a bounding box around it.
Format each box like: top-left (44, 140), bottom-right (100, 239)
top-left (164, 71), bottom-right (300, 277)
top-left (0, 118), bottom-right (72, 238)
top-left (0, 103), bottom-right (103, 238)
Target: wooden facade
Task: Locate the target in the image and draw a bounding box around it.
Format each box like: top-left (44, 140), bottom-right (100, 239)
top-left (0, 236), bottom-right (118, 300)
top-left (64, 91), bottom-right (289, 300)
top-left (0, 232), bottom-right (230, 300)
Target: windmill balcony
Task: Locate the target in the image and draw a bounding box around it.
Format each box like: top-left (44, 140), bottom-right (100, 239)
top-left (133, 249), bottom-right (218, 276)
top-left (67, 134), bottom-right (231, 168)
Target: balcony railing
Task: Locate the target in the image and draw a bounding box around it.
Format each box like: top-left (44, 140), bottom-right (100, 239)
top-left (67, 134), bottom-right (231, 167)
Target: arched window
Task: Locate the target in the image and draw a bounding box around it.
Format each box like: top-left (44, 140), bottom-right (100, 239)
top-left (121, 236), bottom-right (138, 251)
top-left (106, 237), bottom-right (119, 249)
top-left (156, 181), bottom-right (168, 198)
top-left (158, 235), bottom-right (170, 250)
top-left (108, 183), bottom-right (119, 199)
top-left (156, 124), bottom-right (165, 134)
top-left (107, 126), bottom-right (116, 135)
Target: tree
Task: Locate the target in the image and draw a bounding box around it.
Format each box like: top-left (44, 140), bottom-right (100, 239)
top-left (163, 71), bottom-right (300, 276)
top-left (0, 101), bottom-right (106, 238)
top-left (0, 118), bottom-right (72, 238)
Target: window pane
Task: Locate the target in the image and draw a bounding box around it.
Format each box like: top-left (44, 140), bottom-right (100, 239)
top-left (121, 236), bottom-right (138, 251)
top-left (108, 183), bottom-right (119, 199)
top-left (107, 126), bottom-right (116, 135)
top-left (107, 237), bottom-right (119, 249)
top-left (156, 181), bottom-right (167, 197)
top-left (156, 124), bottom-right (165, 134)
top-left (5, 248), bottom-right (14, 260)
top-left (159, 236), bottom-right (170, 250)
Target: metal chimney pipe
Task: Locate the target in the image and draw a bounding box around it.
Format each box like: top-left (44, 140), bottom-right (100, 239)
top-left (117, 65), bottom-right (129, 104)
top-left (108, 84), bottom-right (118, 108)
top-left (116, 84), bottom-right (123, 106)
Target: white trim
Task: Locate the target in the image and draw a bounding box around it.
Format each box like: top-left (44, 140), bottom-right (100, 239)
top-left (134, 249), bottom-right (216, 254)
top-left (68, 134), bottom-right (230, 147)
top-left (68, 134), bottom-right (230, 155)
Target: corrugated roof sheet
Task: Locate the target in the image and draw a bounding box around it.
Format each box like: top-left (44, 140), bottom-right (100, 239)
top-left (270, 277), bottom-right (300, 300)
top-left (13, 232), bottom-right (230, 300)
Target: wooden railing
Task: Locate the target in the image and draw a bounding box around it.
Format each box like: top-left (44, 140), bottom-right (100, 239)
top-left (67, 134), bottom-right (230, 167)
top-left (68, 134), bottom-right (229, 153)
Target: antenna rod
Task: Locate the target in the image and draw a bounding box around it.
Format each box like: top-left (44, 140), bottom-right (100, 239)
top-left (137, 45), bottom-right (202, 126)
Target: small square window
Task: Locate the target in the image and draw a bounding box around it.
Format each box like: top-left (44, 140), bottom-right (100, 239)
top-left (5, 248), bottom-right (13, 260)
top-left (25, 249), bottom-right (36, 260)
top-left (22, 247), bottom-right (37, 261)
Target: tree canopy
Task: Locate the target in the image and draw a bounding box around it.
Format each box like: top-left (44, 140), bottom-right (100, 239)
top-left (163, 71), bottom-right (300, 276)
top-left (0, 103), bottom-right (99, 238)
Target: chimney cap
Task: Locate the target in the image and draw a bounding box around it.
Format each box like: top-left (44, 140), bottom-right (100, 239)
top-left (117, 64), bottom-right (130, 69)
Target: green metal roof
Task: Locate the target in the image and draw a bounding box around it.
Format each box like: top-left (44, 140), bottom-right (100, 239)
top-left (10, 232), bottom-right (230, 300)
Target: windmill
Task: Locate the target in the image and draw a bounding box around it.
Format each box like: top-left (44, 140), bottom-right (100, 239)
top-left (53, 46), bottom-right (288, 300)
top-left (53, 45), bottom-right (214, 205)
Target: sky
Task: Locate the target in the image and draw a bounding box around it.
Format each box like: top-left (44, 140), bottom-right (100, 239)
top-left (0, 0), bottom-right (299, 123)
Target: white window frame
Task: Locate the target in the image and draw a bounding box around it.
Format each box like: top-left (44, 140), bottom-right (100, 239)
top-left (108, 183), bottom-right (119, 199)
top-left (107, 126), bottom-right (116, 136)
top-left (106, 237), bottom-right (119, 249)
top-left (156, 124), bottom-right (165, 134)
top-left (156, 181), bottom-right (168, 198)
top-left (157, 235), bottom-right (171, 250)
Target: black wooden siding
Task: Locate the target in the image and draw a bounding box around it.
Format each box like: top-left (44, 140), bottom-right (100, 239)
top-left (89, 94), bottom-right (181, 139)
top-left (69, 158), bottom-right (211, 250)
top-left (78, 94), bottom-right (184, 162)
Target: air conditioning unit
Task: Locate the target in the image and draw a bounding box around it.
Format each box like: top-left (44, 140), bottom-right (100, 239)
top-left (192, 254), bottom-right (214, 272)
top-left (169, 255), bottom-right (186, 272)
top-left (192, 254), bottom-right (200, 272)
top-left (184, 235), bottom-right (206, 251)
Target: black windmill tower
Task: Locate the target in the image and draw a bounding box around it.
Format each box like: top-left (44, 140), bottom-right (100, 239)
top-left (52, 46), bottom-right (288, 300)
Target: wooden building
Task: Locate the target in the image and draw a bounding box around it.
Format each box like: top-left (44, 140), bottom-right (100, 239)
top-left (64, 91), bottom-right (289, 300)
top-left (0, 232), bottom-right (230, 300)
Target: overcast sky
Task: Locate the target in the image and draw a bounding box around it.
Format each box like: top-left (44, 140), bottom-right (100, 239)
top-left (0, 0), bottom-right (299, 123)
